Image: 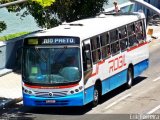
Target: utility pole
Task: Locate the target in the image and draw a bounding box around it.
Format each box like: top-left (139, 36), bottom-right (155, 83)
top-left (0, 0), bottom-right (27, 8)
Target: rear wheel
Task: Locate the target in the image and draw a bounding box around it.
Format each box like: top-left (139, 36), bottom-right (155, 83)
top-left (126, 67), bottom-right (133, 89)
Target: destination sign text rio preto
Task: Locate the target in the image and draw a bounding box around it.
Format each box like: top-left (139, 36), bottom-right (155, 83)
top-left (42, 38), bottom-right (77, 44)
top-left (25, 37), bottom-right (80, 45)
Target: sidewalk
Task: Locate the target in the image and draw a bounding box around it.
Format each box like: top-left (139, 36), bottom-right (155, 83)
top-left (0, 72), bottom-right (22, 110)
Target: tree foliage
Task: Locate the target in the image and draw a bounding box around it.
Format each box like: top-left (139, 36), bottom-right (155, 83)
top-left (0, 21), bottom-right (7, 33)
top-left (32, 0), bottom-right (56, 7)
top-left (0, 0), bottom-right (108, 30)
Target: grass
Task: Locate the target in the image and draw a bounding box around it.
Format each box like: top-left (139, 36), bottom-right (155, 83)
top-left (0, 32), bottom-right (30, 41)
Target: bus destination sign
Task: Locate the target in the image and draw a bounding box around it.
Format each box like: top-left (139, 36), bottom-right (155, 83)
top-left (42, 38), bottom-right (76, 44)
top-left (25, 37), bottom-right (80, 46)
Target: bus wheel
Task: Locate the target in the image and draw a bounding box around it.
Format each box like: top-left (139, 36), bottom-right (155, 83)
top-left (92, 86), bottom-right (99, 107)
top-left (126, 67), bottom-right (133, 89)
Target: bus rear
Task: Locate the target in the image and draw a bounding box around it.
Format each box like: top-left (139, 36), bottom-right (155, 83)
top-left (22, 36), bottom-right (84, 107)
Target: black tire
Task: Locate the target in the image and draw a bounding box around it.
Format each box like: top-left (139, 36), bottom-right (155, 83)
top-left (126, 67), bottom-right (133, 89)
top-left (92, 86), bottom-right (99, 107)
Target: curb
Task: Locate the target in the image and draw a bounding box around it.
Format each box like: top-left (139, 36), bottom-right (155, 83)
top-left (0, 97), bottom-right (22, 110)
top-left (0, 69), bottom-right (12, 77)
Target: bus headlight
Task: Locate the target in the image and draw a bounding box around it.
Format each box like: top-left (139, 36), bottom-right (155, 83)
top-left (23, 88), bottom-right (33, 95)
top-left (79, 86), bottom-right (83, 90)
top-left (69, 86), bottom-right (83, 94)
top-left (70, 91), bottom-right (74, 94)
top-left (28, 91), bottom-right (32, 94)
top-left (75, 89), bottom-right (79, 92)
top-left (24, 89), bottom-right (28, 93)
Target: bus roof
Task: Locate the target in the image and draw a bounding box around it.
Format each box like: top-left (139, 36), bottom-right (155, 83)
top-left (26, 12), bottom-right (145, 40)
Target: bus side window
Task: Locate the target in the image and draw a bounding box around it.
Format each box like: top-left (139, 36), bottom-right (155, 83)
top-left (110, 30), bottom-right (120, 55)
top-left (91, 37), bottom-right (101, 63)
top-left (127, 23), bottom-right (138, 47)
top-left (142, 19), bottom-right (146, 40)
top-left (128, 23), bottom-right (135, 35)
top-left (120, 38), bottom-right (128, 51)
top-left (135, 20), bottom-right (144, 42)
top-left (82, 43), bottom-right (92, 71)
top-left (100, 33), bottom-right (110, 59)
top-left (110, 29), bottom-right (118, 43)
top-left (119, 26), bottom-right (128, 51)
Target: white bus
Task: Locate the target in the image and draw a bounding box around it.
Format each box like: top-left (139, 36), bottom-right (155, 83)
top-left (22, 12), bottom-right (149, 107)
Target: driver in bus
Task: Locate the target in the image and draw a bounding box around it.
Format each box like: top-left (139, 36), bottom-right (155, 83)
top-left (65, 56), bottom-right (76, 67)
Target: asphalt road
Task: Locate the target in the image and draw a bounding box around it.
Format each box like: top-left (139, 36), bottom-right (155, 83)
top-left (1, 41), bottom-right (160, 120)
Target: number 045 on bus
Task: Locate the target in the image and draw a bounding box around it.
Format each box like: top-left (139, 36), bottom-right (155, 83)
top-left (21, 12), bottom-right (149, 107)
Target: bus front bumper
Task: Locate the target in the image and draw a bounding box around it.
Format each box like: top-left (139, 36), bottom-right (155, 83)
top-left (23, 92), bottom-right (84, 107)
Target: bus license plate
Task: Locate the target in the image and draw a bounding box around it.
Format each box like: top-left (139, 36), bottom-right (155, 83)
top-left (46, 100), bottom-right (56, 103)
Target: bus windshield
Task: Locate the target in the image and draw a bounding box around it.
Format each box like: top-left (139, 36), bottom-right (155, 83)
top-left (22, 47), bottom-right (81, 85)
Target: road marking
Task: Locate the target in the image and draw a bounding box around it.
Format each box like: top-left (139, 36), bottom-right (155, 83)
top-left (153, 76), bottom-right (160, 82)
top-left (104, 93), bottom-right (132, 110)
top-left (147, 105), bottom-right (160, 114)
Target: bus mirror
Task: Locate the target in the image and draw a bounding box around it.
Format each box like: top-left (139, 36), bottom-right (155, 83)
top-left (85, 50), bottom-right (90, 59)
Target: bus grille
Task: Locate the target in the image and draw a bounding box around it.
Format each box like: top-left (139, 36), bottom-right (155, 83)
top-left (34, 91), bottom-right (68, 98)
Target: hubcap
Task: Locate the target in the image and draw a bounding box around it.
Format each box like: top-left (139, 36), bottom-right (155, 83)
top-left (128, 71), bottom-right (132, 85)
top-left (94, 89), bottom-right (98, 102)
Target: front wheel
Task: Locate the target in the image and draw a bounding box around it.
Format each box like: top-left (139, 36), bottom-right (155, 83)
top-left (126, 68), bottom-right (133, 89)
top-left (92, 86), bottom-right (99, 107)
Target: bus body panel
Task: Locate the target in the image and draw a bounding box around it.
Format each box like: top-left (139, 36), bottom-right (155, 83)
top-left (22, 43), bottom-right (149, 107)
top-left (22, 80), bottom-right (85, 107)
top-left (83, 86), bottom-right (94, 105)
top-left (22, 12), bottom-right (149, 107)
top-left (101, 69), bottom-right (127, 95)
top-left (23, 91), bottom-right (84, 107)
top-left (83, 42), bottom-right (149, 102)
top-left (126, 42), bottom-right (149, 77)
top-left (102, 79), bottom-right (110, 95)
top-left (134, 59), bottom-right (149, 78)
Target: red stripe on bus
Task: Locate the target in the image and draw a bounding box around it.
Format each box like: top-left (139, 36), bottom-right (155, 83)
top-left (127, 42), bottom-right (148, 52)
top-left (90, 60), bottom-right (105, 77)
top-left (98, 60), bottom-right (105, 65)
top-left (24, 83), bottom-right (79, 89)
top-left (90, 73), bottom-right (97, 77)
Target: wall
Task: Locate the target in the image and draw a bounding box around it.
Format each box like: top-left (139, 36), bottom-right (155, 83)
top-left (0, 37), bottom-right (23, 70)
top-left (0, 43), bottom-right (6, 69)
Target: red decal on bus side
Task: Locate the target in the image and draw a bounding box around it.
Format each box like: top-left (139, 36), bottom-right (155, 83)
top-left (114, 57), bottom-right (119, 71)
top-left (119, 55), bottom-right (123, 69)
top-left (108, 55), bottom-right (126, 73)
top-left (109, 59), bottom-right (114, 73)
top-left (90, 60), bottom-right (105, 77)
top-left (98, 60), bottom-right (105, 65)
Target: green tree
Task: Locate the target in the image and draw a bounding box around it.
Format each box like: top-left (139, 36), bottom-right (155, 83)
top-left (0, 0), bottom-right (108, 29)
top-left (0, 21), bottom-right (7, 33)
top-left (32, 0), bottom-right (56, 7)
